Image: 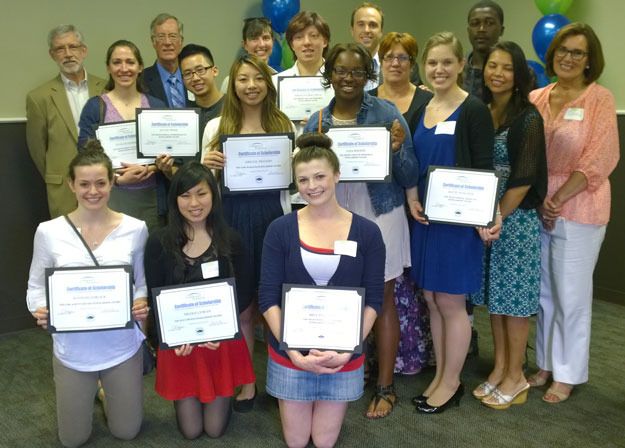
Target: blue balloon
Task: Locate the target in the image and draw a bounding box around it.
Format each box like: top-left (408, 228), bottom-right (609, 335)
top-left (532, 14), bottom-right (571, 63)
top-left (262, 0), bottom-right (300, 34)
top-left (268, 38), bottom-right (283, 72)
top-left (527, 60), bottom-right (550, 88)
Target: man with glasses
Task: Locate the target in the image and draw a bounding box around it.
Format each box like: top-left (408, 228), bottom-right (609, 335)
top-left (464, 0), bottom-right (505, 99)
top-left (144, 13), bottom-right (191, 108)
top-left (26, 24), bottom-right (105, 218)
top-left (179, 44), bottom-right (224, 134)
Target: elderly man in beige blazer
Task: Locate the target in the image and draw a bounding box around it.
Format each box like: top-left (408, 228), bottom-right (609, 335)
top-left (26, 24), bottom-right (105, 218)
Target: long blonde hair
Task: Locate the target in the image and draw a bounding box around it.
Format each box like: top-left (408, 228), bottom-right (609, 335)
top-left (209, 54), bottom-right (292, 151)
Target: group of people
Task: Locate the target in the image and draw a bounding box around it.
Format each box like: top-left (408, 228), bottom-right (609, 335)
top-left (25, 1), bottom-right (619, 447)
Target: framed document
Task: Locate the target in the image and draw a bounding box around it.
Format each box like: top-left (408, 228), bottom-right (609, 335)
top-left (423, 166), bottom-right (500, 227)
top-left (45, 265), bottom-right (133, 333)
top-left (325, 125), bottom-right (392, 182)
top-left (277, 76), bottom-right (334, 121)
top-left (280, 284), bottom-right (365, 354)
top-left (220, 133), bottom-right (294, 193)
top-left (95, 121), bottom-right (154, 169)
top-left (136, 108), bottom-right (200, 158)
top-left (152, 278), bottom-right (240, 349)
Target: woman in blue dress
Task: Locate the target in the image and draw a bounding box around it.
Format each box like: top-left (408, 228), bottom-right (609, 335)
top-left (470, 41), bottom-right (547, 409)
top-left (407, 32), bottom-right (497, 413)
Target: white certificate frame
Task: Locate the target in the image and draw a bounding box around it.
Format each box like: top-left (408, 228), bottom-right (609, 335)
top-left (136, 108), bottom-right (200, 158)
top-left (280, 284), bottom-right (365, 354)
top-left (325, 125), bottom-right (392, 182)
top-left (45, 265), bottom-right (133, 333)
top-left (423, 166), bottom-right (500, 227)
top-left (95, 121), bottom-right (155, 169)
top-left (152, 278), bottom-right (241, 350)
top-left (277, 76), bottom-right (335, 122)
top-left (220, 132), bottom-right (294, 193)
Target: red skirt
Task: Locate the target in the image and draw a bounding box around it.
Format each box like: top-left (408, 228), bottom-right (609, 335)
top-left (155, 338), bottom-right (255, 403)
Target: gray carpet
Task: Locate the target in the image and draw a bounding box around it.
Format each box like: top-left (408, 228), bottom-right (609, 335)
top-left (1, 301), bottom-right (624, 447)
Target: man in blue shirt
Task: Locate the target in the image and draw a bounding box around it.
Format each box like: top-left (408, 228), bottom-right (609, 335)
top-left (143, 13), bottom-right (192, 107)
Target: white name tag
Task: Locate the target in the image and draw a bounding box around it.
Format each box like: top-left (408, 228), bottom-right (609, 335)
top-left (435, 121), bottom-right (457, 135)
top-left (334, 240), bottom-right (357, 257)
top-left (201, 260), bottom-right (219, 279)
top-left (563, 108), bottom-right (584, 121)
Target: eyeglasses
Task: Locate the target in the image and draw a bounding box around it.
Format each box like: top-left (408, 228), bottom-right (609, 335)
top-left (51, 44), bottom-right (84, 55)
top-left (182, 65), bottom-right (214, 79)
top-left (555, 46), bottom-right (588, 61)
top-left (153, 33), bottom-right (181, 43)
top-left (382, 54), bottom-right (411, 64)
top-left (333, 67), bottom-right (367, 80)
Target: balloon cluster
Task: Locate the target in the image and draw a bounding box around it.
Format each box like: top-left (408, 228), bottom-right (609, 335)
top-left (527, 0), bottom-right (573, 87)
top-left (262, 0), bottom-right (300, 71)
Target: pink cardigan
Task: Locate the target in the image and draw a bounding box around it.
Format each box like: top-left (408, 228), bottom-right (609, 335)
top-left (530, 82), bottom-right (620, 225)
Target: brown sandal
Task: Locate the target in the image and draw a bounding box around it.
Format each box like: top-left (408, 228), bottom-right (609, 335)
top-left (366, 384), bottom-right (397, 419)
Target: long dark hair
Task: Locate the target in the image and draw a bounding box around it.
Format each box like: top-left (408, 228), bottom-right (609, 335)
top-left (162, 162), bottom-right (232, 268)
top-left (482, 41), bottom-right (532, 128)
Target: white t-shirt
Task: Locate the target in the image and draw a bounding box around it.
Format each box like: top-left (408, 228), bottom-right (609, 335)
top-left (26, 214), bottom-right (148, 372)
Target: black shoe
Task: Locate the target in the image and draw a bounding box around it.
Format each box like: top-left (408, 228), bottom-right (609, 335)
top-left (467, 328), bottom-right (479, 358)
top-left (416, 384), bottom-right (464, 414)
top-left (232, 386), bottom-right (257, 413)
top-left (411, 394), bottom-right (428, 406)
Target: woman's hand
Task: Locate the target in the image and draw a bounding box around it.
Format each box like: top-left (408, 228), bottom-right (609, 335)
top-left (286, 349), bottom-right (349, 374)
top-left (202, 151), bottom-right (225, 170)
top-left (408, 198), bottom-right (428, 225)
top-left (174, 344), bottom-right (194, 356)
top-left (198, 341), bottom-right (220, 350)
top-left (477, 213), bottom-right (502, 244)
top-left (116, 163), bottom-right (153, 185)
top-left (390, 119), bottom-right (405, 153)
top-left (131, 299), bottom-right (149, 322)
top-left (154, 154), bottom-right (176, 179)
top-left (540, 197), bottom-right (562, 221)
top-left (32, 306), bottom-right (48, 330)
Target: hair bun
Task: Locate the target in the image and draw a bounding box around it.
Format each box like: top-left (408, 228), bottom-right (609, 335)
top-left (296, 132), bottom-right (333, 151)
top-left (81, 138), bottom-right (106, 153)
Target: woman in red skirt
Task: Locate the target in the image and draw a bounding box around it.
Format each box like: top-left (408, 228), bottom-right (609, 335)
top-left (145, 162), bottom-right (255, 439)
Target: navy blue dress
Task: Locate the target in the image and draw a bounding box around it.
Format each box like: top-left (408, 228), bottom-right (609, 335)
top-left (410, 106), bottom-right (484, 294)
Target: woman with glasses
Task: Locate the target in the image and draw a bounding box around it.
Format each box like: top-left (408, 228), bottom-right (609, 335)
top-left (78, 40), bottom-right (168, 231)
top-left (202, 54), bottom-right (295, 412)
top-left (369, 32), bottom-right (433, 378)
top-left (303, 42), bottom-right (419, 419)
top-left (528, 23), bottom-right (619, 403)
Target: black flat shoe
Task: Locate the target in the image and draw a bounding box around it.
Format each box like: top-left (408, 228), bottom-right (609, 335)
top-left (416, 384), bottom-right (464, 414)
top-left (411, 394), bottom-right (428, 406)
top-left (232, 386), bottom-right (257, 413)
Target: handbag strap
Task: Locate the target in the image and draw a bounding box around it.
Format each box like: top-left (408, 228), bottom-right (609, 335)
top-left (64, 215), bottom-right (100, 267)
top-left (317, 109), bottom-right (323, 133)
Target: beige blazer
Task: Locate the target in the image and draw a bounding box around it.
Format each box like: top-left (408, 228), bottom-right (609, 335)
top-left (26, 73), bottom-right (105, 218)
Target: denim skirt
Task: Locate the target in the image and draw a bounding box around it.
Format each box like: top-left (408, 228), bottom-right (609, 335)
top-left (266, 356), bottom-right (364, 401)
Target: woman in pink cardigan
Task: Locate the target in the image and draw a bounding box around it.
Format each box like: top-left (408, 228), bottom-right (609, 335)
top-left (528, 23), bottom-right (620, 403)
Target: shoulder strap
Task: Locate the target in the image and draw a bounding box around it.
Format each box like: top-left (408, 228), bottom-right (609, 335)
top-left (318, 109), bottom-right (323, 133)
top-left (98, 96), bottom-right (107, 124)
top-left (64, 215), bottom-right (100, 266)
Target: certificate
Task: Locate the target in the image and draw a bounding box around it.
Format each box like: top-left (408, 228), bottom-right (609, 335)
top-left (95, 121), bottom-right (154, 169)
top-left (325, 125), bottom-right (392, 182)
top-left (220, 133), bottom-right (294, 193)
top-left (45, 265), bottom-right (133, 333)
top-left (277, 76), bottom-right (334, 121)
top-left (423, 166), bottom-right (500, 227)
top-left (280, 284), bottom-right (365, 354)
top-left (152, 278), bottom-right (240, 349)
top-left (136, 108), bottom-right (200, 158)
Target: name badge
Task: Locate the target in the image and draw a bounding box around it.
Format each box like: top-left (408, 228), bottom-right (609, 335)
top-left (201, 260), bottom-right (219, 279)
top-left (564, 108), bottom-right (584, 121)
top-left (435, 121), bottom-right (456, 135)
top-left (334, 240), bottom-right (357, 257)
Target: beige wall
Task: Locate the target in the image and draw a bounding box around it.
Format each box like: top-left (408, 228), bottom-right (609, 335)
top-left (1, 0), bottom-right (622, 118)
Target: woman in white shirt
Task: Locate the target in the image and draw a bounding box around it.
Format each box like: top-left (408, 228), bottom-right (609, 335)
top-left (26, 141), bottom-right (149, 447)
